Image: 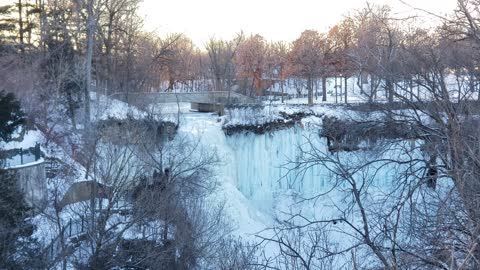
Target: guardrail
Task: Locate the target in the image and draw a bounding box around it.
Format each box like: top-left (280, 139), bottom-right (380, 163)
top-left (0, 143), bottom-right (43, 168)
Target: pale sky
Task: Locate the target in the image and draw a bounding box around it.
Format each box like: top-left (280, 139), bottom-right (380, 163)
top-left (140, 0), bottom-right (458, 46)
top-left (0, 0), bottom-right (458, 46)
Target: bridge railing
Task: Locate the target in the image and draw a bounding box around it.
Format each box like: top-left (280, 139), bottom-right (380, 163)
top-left (111, 90), bottom-right (260, 106)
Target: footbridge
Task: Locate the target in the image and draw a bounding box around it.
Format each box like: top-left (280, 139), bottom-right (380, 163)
top-left (119, 91), bottom-right (259, 113)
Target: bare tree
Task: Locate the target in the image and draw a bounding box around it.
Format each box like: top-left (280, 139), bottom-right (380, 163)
top-left (289, 30), bottom-right (330, 105)
top-left (328, 17), bottom-right (355, 103)
top-left (235, 34), bottom-right (268, 96)
top-left (349, 4), bottom-right (405, 103)
top-left (205, 32), bottom-right (244, 93)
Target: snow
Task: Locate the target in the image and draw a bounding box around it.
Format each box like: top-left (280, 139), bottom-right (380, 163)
top-left (301, 115), bottom-right (323, 128)
top-left (223, 103), bottom-right (384, 130)
top-left (175, 105), bottom-right (436, 267)
top-left (0, 129), bottom-right (43, 150)
top-left (223, 106), bottom-right (286, 127)
top-left (264, 77), bottom-right (374, 105)
top-left (263, 74), bottom-right (477, 105)
top-left (90, 91), bottom-right (147, 121)
top-left (177, 112), bottom-right (273, 237)
top-left (31, 90), bottom-right (448, 268)
top-left (38, 92), bottom-right (428, 263)
top-left (178, 107), bottom-right (405, 234)
top-left (5, 157), bottom-right (44, 169)
top-left (90, 92), bottom-right (197, 126)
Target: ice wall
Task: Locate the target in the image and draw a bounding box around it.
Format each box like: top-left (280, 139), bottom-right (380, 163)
top-left (226, 126), bottom-right (332, 212)
top-left (224, 123), bottom-right (417, 216)
top-left (177, 110), bottom-right (431, 267)
top-left (179, 111), bottom-right (418, 234)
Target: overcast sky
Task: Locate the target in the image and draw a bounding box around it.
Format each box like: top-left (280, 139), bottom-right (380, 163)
top-left (0, 0), bottom-right (458, 46)
top-left (140, 0), bottom-right (457, 46)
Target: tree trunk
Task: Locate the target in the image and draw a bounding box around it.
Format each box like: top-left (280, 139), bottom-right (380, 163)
top-left (66, 89), bottom-right (77, 130)
top-left (105, 15), bottom-right (114, 96)
top-left (322, 77), bottom-right (327, 102)
top-left (344, 76), bottom-right (348, 104)
top-left (307, 76), bottom-right (313, 106)
top-left (335, 76), bottom-right (338, 103)
top-left (281, 79), bottom-right (284, 103)
top-left (167, 75), bottom-right (175, 92)
top-left (84, 0), bottom-right (94, 128)
top-left (409, 79), bottom-right (413, 102)
top-left (386, 77), bottom-right (394, 103)
top-left (417, 77), bottom-right (421, 100)
top-left (215, 77), bottom-right (222, 92)
top-left (370, 75), bottom-right (375, 103)
top-left (357, 73), bottom-right (364, 96)
top-left (18, 0), bottom-right (24, 52)
top-left (469, 72), bottom-right (475, 94)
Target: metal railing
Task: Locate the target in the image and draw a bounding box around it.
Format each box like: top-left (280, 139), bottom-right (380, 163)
top-left (0, 143), bottom-right (43, 168)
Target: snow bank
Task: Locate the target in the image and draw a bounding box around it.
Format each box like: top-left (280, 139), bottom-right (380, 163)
top-left (90, 92), bottom-right (146, 121)
top-left (0, 129), bottom-right (43, 150)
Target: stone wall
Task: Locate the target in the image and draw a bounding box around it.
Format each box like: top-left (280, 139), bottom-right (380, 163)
top-left (10, 161), bottom-right (47, 212)
top-left (58, 181), bottom-right (111, 210)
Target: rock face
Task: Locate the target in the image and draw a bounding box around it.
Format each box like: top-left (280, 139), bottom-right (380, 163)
top-left (58, 181), bottom-right (112, 210)
top-left (320, 116), bottom-right (415, 153)
top-left (10, 161), bottom-right (47, 212)
top-left (222, 111), bottom-right (316, 136)
top-left (223, 119), bottom-right (295, 136)
top-left (96, 117), bottom-right (177, 145)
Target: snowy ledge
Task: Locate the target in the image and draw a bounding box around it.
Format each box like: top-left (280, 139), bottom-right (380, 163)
top-left (221, 104), bottom-right (421, 155)
top-left (222, 109), bottom-right (321, 135)
top-left (223, 118), bottom-right (296, 136)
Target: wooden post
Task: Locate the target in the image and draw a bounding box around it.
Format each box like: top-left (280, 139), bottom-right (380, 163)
top-left (34, 143), bottom-right (40, 160)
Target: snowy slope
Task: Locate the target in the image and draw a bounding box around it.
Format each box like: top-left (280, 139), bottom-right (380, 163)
top-left (32, 91), bottom-right (442, 268)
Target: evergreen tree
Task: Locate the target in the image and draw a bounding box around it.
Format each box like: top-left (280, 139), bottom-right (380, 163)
top-left (0, 169), bottom-right (45, 269)
top-left (0, 4), bottom-right (15, 54)
top-left (0, 5), bottom-right (15, 32)
top-left (0, 90), bottom-right (25, 142)
top-left (0, 90), bottom-right (43, 269)
top-left (0, 1), bottom-right (43, 53)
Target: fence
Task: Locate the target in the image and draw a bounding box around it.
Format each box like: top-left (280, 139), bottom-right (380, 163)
top-left (45, 202), bottom-right (130, 262)
top-left (0, 143), bottom-right (43, 168)
top-left (45, 217), bottom-right (88, 262)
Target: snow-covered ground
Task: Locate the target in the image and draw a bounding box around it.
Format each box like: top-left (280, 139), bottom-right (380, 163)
top-left (0, 129), bottom-right (43, 150)
top-left (153, 74), bottom-right (477, 105)
top-left (29, 91), bottom-right (451, 268)
top-left (265, 75), bottom-right (472, 104)
top-left (91, 92), bottom-right (147, 120)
